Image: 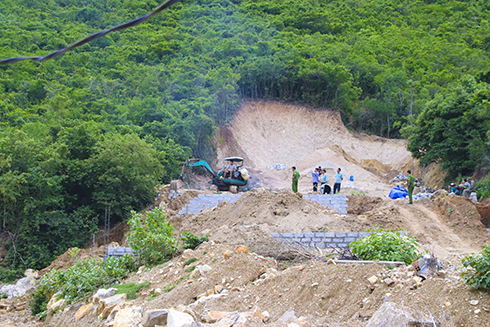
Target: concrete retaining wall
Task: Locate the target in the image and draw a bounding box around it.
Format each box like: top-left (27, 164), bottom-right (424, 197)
top-left (271, 231), bottom-right (407, 249)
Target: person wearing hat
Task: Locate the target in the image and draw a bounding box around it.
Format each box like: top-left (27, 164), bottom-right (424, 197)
top-left (407, 170), bottom-right (415, 204)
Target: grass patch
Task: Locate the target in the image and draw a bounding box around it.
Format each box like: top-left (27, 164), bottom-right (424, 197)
top-left (114, 281), bottom-right (151, 300)
top-left (185, 265), bottom-right (196, 273)
top-left (183, 257), bottom-right (198, 266)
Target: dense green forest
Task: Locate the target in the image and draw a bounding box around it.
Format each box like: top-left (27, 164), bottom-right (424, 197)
top-left (0, 0), bottom-right (489, 279)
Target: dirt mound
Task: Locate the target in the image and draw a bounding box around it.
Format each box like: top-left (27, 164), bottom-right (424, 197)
top-left (43, 242), bottom-right (490, 327)
top-left (347, 195), bottom-right (383, 215)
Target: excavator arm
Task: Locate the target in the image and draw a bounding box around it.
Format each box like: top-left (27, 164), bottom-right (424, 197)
top-left (179, 159), bottom-right (216, 180)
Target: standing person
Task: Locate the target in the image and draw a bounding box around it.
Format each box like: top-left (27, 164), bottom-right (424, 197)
top-left (292, 166), bottom-right (300, 193)
top-left (321, 169), bottom-right (328, 185)
top-left (333, 168), bottom-right (343, 194)
top-left (311, 168), bottom-right (320, 192)
top-left (463, 178), bottom-right (476, 198)
top-left (407, 170), bottom-right (415, 204)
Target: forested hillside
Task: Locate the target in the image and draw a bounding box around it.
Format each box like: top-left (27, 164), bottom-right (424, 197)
top-left (0, 0), bottom-right (489, 279)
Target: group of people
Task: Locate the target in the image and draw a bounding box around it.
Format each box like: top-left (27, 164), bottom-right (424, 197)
top-left (290, 166), bottom-right (344, 194)
top-left (449, 178), bottom-right (476, 198)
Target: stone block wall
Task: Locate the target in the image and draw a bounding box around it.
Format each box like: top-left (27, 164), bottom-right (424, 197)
top-left (271, 231), bottom-right (407, 249)
top-left (302, 194), bottom-right (348, 214)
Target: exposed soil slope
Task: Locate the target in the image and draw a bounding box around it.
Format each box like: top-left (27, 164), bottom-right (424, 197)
top-left (218, 100), bottom-right (416, 196)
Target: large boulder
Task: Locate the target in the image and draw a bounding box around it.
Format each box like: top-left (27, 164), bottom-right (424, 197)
top-left (92, 288), bottom-right (118, 304)
top-left (75, 303), bottom-right (95, 321)
top-left (98, 293), bottom-right (127, 315)
top-left (113, 306), bottom-right (143, 327)
top-left (367, 302), bottom-right (440, 327)
top-left (142, 309), bottom-right (168, 327)
top-left (167, 309), bottom-right (194, 327)
top-left (0, 277), bottom-right (37, 299)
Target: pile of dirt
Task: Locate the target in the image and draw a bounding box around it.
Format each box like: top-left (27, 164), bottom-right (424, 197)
top-left (171, 188), bottom-right (488, 259)
top-left (43, 242), bottom-right (490, 327)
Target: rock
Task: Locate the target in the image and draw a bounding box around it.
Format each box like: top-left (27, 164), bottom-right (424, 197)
top-left (49, 299), bottom-right (66, 312)
top-left (100, 304), bottom-right (117, 319)
top-left (24, 269), bottom-right (39, 279)
top-left (214, 312), bottom-right (247, 327)
top-left (214, 285), bottom-right (224, 294)
top-left (137, 266), bottom-right (146, 275)
top-left (296, 316), bottom-right (307, 325)
top-left (277, 310), bottom-right (298, 323)
top-left (470, 300), bottom-right (479, 306)
top-left (445, 302), bottom-right (451, 307)
top-left (92, 288), bottom-right (118, 304)
top-left (366, 302), bottom-right (440, 327)
top-left (242, 306), bottom-right (263, 321)
top-left (383, 278), bottom-right (395, 286)
top-left (113, 306), bottom-right (142, 327)
top-left (98, 293), bottom-right (127, 315)
top-left (181, 249), bottom-right (195, 262)
top-left (168, 309), bottom-right (194, 327)
top-left (326, 259), bottom-right (336, 265)
top-left (184, 323), bottom-right (209, 327)
top-left (287, 324), bottom-right (300, 327)
top-left (262, 310), bottom-right (270, 322)
top-left (47, 292), bottom-right (61, 311)
top-left (144, 309), bottom-right (169, 326)
top-left (0, 277), bottom-right (37, 299)
top-left (223, 250), bottom-right (233, 259)
top-left (475, 309), bottom-right (481, 314)
top-left (75, 303), bottom-right (94, 321)
top-left (234, 245), bottom-right (248, 254)
top-left (367, 276), bottom-right (378, 285)
top-left (196, 265), bottom-right (212, 276)
top-left (176, 305), bottom-right (198, 321)
top-left (206, 311), bottom-right (230, 323)
top-left (412, 276), bottom-right (423, 284)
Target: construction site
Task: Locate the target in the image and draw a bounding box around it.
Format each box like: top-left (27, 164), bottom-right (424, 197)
top-left (1, 100), bottom-right (490, 327)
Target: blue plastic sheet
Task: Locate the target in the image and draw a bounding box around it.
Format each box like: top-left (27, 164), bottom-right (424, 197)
top-left (389, 185), bottom-right (408, 199)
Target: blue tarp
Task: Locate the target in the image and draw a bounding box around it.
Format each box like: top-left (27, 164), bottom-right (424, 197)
top-left (389, 185), bottom-right (408, 199)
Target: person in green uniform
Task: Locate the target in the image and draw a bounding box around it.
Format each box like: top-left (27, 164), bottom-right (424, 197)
top-left (292, 166), bottom-right (300, 193)
top-left (407, 170), bottom-right (415, 204)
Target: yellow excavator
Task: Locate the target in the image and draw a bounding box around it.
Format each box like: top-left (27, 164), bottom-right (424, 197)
top-left (170, 157), bottom-right (250, 192)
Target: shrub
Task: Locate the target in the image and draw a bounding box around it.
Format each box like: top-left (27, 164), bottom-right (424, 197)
top-left (462, 245), bottom-right (490, 290)
top-left (126, 207), bottom-right (177, 266)
top-left (180, 232), bottom-right (209, 250)
top-left (349, 228), bottom-right (420, 265)
top-left (30, 254), bottom-right (136, 317)
top-left (476, 177), bottom-right (490, 200)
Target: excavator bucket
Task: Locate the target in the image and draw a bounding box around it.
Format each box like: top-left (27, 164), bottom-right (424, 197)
top-left (170, 179), bottom-right (183, 191)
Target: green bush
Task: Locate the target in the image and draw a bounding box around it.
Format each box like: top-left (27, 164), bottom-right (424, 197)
top-left (126, 207), bottom-right (177, 266)
top-left (349, 228), bottom-right (420, 265)
top-left (462, 245), bottom-right (490, 290)
top-left (476, 177), bottom-right (490, 200)
top-left (180, 232), bottom-right (209, 250)
top-left (30, 254), bottom-right (136, 317)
